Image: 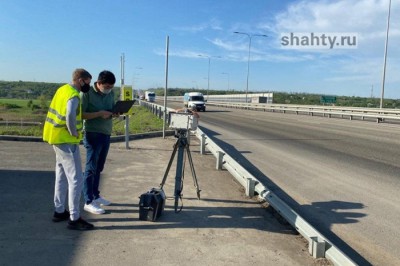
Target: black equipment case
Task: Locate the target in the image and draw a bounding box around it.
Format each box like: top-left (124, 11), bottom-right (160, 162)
top-left (139, 188), bottom-right (166, 222)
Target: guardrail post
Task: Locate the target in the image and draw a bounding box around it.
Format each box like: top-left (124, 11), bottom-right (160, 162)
top-left (216, 151), bottom-right (224, 170)
top-left (309, 237), bottom-right (326, 258)
top-left (200, 134), bottom-right (206, 155)
top-left (246, 178), bottom-right (256, 197)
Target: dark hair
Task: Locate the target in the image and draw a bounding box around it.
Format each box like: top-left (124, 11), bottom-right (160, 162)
top-left (72, 68), bottom-right (92, 81)
top-left (97, 70), bottom-right (116, 85)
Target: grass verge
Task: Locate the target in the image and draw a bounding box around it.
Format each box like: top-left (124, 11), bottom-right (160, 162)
top-left (0, 98), bottom-right (164, 137)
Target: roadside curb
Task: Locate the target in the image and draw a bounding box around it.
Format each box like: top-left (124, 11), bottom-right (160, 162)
top-left (0, 130), bottom-right (175, 143)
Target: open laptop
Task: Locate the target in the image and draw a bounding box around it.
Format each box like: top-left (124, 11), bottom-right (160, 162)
top-left (112, 100), bottom-right (135, 114)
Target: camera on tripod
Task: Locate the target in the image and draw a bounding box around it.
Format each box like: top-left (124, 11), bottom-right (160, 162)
top-left (139, 110), bottom-right (201, 221)
top-left (168, 112), bottom-right (198, 131)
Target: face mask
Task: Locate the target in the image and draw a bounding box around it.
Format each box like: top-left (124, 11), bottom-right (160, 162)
top-left (81, 82), bottom-right (91, 93)
top-left (100, 88), bottom-right (112, 94)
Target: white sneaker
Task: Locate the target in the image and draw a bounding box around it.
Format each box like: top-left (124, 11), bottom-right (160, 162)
top-left (84, 202), bottom-right (105, 214)
top-left (94, 196), bottom-right (111, 206)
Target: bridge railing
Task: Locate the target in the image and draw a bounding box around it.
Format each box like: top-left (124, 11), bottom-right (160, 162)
top-left (154, 96), bottom-right (400, 123)
top-left (206, 102), bottom-right (400, 123)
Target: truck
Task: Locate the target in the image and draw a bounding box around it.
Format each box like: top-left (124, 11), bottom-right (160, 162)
top-left (137, 89), bottom-right (145, 100)
top-left (183, 92), bottom-right (206, 112)
top-left (145, 91), bottom-right (156, 102)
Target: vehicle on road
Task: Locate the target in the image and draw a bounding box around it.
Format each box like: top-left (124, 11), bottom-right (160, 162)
top-left (145, 91), bottom-right (156, 102)
top-left (183, 92), bottom-right (206, 111)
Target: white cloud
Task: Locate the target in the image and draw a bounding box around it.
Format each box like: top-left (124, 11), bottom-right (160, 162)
top-left (275, 0), bottom-right (386, 32)
top-left (154, 48), bottom-right (205, 59)
top-left (173, 18), bottom-right (222, 33)
top-left (251, 0), bottom-right (400, 93)
top-left (209, 38), bottom-right (246, 51)
top-left (270, 0), bottom-right (400, 54)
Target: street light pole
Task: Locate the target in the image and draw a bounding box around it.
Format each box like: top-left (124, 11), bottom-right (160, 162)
top-left (380, 0), bottom-right (392, 109)
top-left (132, 67), bottom-right (143, 98)
top-left (163, 35), bottom-right (169, 138)
top-left (234, 32), bottom-right (267, 104)
top-left (207, 57), bottom-right (210, 98)
top-left (198, 54), bottom-right (221, 99)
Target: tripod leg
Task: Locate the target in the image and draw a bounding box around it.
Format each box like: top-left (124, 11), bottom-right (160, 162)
top-left (174, 138), bottom-right (186, 212)
top-left (185, 145), bottom-right (201, 200)
top-left (160, 138), bottom-right (179, 189)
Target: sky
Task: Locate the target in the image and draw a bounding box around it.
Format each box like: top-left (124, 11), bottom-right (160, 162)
top-left (1, 0), bottom-right (399, 98)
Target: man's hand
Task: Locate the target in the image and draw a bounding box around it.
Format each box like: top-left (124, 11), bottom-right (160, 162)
top-left (99, 110), bottom-right (113, 119)
top-left (112, 112), bottom-right (123, 117)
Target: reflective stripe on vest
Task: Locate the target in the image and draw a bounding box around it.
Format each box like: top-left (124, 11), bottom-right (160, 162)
top-left (45, 107), bottom-right (83, 129)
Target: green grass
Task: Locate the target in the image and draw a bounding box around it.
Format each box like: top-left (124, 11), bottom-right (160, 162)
top-left (0, 98), bottom-right (164, 137)
top-left (0, 124), bottom-right (44, 136)
top-left (0, 98), bottom-right (47, 121)
top-left (112, 106), bottom-right (165, 135)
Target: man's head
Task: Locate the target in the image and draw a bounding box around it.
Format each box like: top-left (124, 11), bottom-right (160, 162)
top-left (97, 70), bottom-right (116, 94)
top-left (72, 68), bottom-right (92, 93)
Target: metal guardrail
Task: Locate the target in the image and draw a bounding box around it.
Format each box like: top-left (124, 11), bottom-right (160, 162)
top-left (206, 102), bottom-right (400, 123)
top-left (139, 100), bottom-right (173, 124)
top-left (161, 96), bottom-right (400, 123)
top-left (141, 101), bottom-right (357, 265)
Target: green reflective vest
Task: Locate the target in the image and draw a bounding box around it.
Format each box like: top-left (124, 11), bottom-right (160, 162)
top-left (43, 84), bottom-right (82, 144)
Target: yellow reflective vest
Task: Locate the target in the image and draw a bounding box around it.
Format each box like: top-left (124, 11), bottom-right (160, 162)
top-left (43, 84), bottom-right (82, 144)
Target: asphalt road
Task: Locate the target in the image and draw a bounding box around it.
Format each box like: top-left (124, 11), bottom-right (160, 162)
top-left (0, 137), bottom-right (320, 266)
top-left (181, 104), bottom-right (400, 266)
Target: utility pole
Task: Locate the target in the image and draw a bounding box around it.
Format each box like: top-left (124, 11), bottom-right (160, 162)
top-left (120, 53), bottom-right (130, 149)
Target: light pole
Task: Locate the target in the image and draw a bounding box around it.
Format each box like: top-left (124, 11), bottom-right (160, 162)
top-left (198, 54), bottom-right (221, 99)
top-left (132, 67), bottom-right (143, 98)
top-left (380, 0), bottom-right (392, 109)
top-left (221, 72), bottom-right (230, 90)
top-left (234, 32), bottom-right (267, 103)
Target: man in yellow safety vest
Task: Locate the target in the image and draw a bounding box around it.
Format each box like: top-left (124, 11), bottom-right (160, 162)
top-left (43, 68), bottom-right (94, 230)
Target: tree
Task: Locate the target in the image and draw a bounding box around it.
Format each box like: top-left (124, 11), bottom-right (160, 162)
top-left (38, 95), bottom-right (47, 110)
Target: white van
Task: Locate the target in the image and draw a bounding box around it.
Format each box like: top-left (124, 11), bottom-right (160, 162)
top-left (145, 91), bottom-right (156, 102)
top-left (183, 92), bottom-right (206, 112)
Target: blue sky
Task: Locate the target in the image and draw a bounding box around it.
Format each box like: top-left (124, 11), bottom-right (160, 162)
top-left (1, 0), bottom-right (399, 98)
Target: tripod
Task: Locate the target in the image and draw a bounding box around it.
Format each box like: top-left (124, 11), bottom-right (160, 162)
top-left (160, 129), bottom-right (201, 212)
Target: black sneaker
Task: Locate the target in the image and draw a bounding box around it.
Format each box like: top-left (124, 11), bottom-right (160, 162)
top-left (52, 210), bottom-right (70, 222)
top-left (67, 217), bottom-right (94, 230)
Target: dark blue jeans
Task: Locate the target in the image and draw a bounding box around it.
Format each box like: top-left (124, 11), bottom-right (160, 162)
top-left (83, 132), bottom-right (110, 204)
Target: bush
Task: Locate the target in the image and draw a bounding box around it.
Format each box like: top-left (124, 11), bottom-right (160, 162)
top-left (31, 104), bottom-right (41, 110)
top-left (0, 103), bottom-right (21, 109)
